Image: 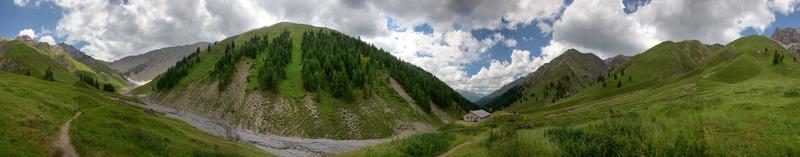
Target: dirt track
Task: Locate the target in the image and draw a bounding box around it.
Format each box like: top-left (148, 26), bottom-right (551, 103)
top-left (54, 111), bottom-right (81, 157)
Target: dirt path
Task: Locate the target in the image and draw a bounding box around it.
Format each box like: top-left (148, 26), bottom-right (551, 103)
top-left (54, 111), bottom-right (81, 157)
top-left (438, 141), bottom-right (472, 157)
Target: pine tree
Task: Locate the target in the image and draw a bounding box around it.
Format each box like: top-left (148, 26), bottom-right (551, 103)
top-left (103, 84), bottom-right (115, 92)
top-left (43, 67), bottom-right (54, 81)
top-left (773, 50), bottom-right (784, 64)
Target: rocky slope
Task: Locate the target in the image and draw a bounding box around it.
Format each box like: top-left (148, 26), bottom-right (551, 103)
top-left (771, 27), bottom-right (800, 60)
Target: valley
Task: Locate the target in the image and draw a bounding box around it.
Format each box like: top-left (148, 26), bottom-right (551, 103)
top-left (1, 5), bottom-right (799, 156)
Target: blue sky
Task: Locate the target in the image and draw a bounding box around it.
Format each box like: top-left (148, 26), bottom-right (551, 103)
top-left (2, 0), bottom-right (799, 95)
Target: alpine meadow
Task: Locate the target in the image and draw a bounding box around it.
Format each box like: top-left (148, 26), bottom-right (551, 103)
top-left (2, 0), bottom-right (800, 157)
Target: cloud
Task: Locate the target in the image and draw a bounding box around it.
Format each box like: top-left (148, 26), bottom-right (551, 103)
top-left (38, 35), bottom-right (56, 45)
top-left (13, 0), bottom-right (29, 6)
top-left (770, 0), bottom-right (800, 14)
top-left (49, 0), bottom-right (565, 95)
top-left (47, 0), bottom-right (797, 95)
top-left (464, 49), bottom-right (546, 94)
top-left (542, 0), bottom-right (800, 59)
top-left (504, 39), bottom-right (518, 47)
top-left (364, 26), bottom-right (505, 91)
top-left (17, 28), bottom-right (37, 38)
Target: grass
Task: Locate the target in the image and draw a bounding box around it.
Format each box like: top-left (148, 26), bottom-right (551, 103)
top-left (277, 28), bottom-right (307, 99)
top-left (0, 40), bottom-right (79, 83)
top-left (0, 71), bottom-right (271, 156)
top-left (339, 132), bottom-right (466, 157)
top-left (345, 35), bottom-right (800, 156)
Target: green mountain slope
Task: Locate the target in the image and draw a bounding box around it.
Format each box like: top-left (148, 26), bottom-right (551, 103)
top-left (344, 35), bottom-right (800, 156)
top-left (135, 22), bottom-right (476, 139)
top-left (0, 40), bottom-right (79, 83)
top-left (511, 39), bottom-right (719, 113)
top-left (479, 49), bottom-right (608, 111)
top-left (0, 71), bottom-right (270, 156)
top-left (0, 40), bottom-right (126, 91)
top-left (60, 43), bottom-right (128, 88)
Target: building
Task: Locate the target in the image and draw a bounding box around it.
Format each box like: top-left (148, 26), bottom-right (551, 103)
top-left (463, 110), bottom-right (491, 122)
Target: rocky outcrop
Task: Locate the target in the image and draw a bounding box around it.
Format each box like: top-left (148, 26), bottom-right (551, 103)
top-left (603, 55), bottom-right (631, 69)
top-left (771, 28), bottom-right (800, 60)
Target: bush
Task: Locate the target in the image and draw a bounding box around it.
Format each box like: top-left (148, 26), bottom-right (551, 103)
top-left (784, 88), bottom-right (800, 97)
top-left (102, 84), bottom-right (115, 92)
top-left (397, 133), bottom-right (454, 157)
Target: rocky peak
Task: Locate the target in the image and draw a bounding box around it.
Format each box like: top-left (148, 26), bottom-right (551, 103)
top-left (15, 35), bottom-right (34, 44)
top-left (603, 54), bottom-right (630, 68)
top-left (772, 28), bottom-right (800, 45)
top-left (771, 27), bottom-right (800, 60)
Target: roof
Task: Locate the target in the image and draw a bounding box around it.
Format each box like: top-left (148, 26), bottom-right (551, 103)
top-left (469, 110), bottom-right (491, 118)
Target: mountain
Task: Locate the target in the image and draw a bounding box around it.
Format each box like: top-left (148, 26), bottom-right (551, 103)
top-left (348, 35), bottom-right (800, 156)
top-left (603, 54), bottom-right (630, 68)
top-left (60, 43), bottom-right (128, 88)
top-left (108, 42), bottom-right (210, 84)
top-left (478, 49), bottom-right (608, 111)
top-left (0, 37), bottom-right (126, 91)
top-left (457, 90), bottom-right (486, 102)
top-left (133, 22), bottom-right (476, 139)
top-left (771, 27), bottom-right (800, 61)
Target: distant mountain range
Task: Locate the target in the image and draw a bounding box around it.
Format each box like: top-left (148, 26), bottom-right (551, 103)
top-left (107, 42), bottom-right (210, 84)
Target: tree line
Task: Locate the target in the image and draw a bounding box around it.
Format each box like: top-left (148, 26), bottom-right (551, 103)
top-left (154, 47), bottom-right (204, 91)
top-left (300, 30), bottom-right (474, 111)
top-left (258, 31), bottom-right (292, 92)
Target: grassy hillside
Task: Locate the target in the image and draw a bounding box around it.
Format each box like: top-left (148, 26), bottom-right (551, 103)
top-left (344, 35), bottom-right (800, 156)
top-left (0, 71), bottom-right (270, 156)
top-left (481, 49), bottom-right (607, 111)
top-left (135, 22), bottom-right (475, 139)
top-left (0, 40), bottom-right (79, 83)
top-left (60, 43), bottom-right (128, 89)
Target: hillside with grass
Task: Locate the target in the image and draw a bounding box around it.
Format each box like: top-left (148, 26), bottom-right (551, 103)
top-left (343, 35), bottom-right (800, 156)
top-left (0, 71), bottom-right (270, 156)
top-left (134, 22), bottom-right (476, 140)
top-left (60, 43), bottom-right (127, 89)
top-left (0, 39), bottom-right (127, 92)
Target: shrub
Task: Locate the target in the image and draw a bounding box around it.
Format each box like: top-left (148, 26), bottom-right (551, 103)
top-left (784, 88), bottom-right (800, 97)
top-left (398, 132), bottom-right (454, 157)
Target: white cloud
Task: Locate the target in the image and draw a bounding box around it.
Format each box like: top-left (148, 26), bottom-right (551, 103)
top-left (769, 0), bottom-right (800, 14)
top-left (13, 0), bottom-right (29, 6)
top-left (464, 49), bottom-right (546, 94)
top-left (504, 39), bottom-right (518, 47)
top-left (364, 26), bottom-right (504, 91)
top-left (46, 0), bottom-right (799, 95)
top-left (17, 28), bottom-right (36, 38)
top-left (536, 22), bottom-right (553, 35)
top-left (542, 0), bottom-right (800, 59)
top-left (49, 0), bottom-right (565, 95)
top-left (38, 35), bottom-right (56, 45)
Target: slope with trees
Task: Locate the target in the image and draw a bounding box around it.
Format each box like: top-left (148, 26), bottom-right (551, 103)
top-left (136, 22), bottom-right (476, 140)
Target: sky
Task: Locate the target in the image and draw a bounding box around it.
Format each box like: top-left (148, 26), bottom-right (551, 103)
top-left (2, 0), bottom-right (799, 96)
